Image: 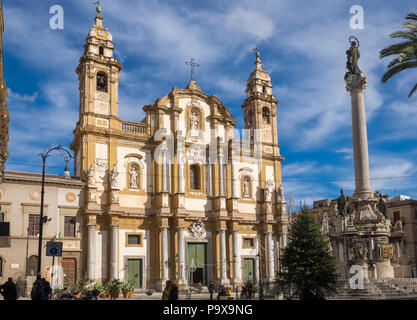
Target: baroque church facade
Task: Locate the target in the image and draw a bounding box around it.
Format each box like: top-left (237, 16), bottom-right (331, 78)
top-left (71, 10), bottom-right (288, 290)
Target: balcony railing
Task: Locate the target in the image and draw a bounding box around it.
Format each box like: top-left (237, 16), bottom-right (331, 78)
top-left (121, 120), bottom-right (148, 136)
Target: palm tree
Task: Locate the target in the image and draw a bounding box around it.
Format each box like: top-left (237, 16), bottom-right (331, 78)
top-left (380, 13), bottom-right (417, 98)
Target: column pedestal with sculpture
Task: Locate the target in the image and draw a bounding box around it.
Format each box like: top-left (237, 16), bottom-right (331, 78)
top-left (328, 37), bottom-right (404, 283)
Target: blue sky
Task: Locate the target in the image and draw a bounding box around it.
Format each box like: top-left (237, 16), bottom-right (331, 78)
top-left (3, 0), bottom-right (417, 207)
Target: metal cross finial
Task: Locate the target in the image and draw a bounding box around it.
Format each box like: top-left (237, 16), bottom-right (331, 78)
top-left (185, 58), bottom-right (200, 81)
top-left (252, 47), bottom-right (259, 57)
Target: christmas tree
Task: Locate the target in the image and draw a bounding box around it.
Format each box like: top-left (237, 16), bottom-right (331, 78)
top-left (280, 206), bottom-right (337, 300)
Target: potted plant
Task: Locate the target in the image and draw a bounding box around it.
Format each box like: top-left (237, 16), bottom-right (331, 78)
top-left (72, 280), bottom-right (83, 298)
top-left (53, 288), bottom-right (64, 298)
top-left (108, 279), bottom-right (122, 299)
top-left (100, 282), bottom-right (110, 299)
top-left (122, 281), bottom-right (136, 298)
top-left (93, 282), bottom-right (104, 298)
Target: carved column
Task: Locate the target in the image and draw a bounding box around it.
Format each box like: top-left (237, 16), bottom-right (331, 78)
top-left (110, 223), bottom-right (119, 280)
top-left (345, 73), bottom-right (372, 199)
top-left (162, 152), bottom-right (168, 193)
top-left (161, 227), bottom-right (169, 282)
top-left (177, 227), bottom-right (186, 283)
top-left (232, 230), bottom-right (241, 284)
top-left (266, 232), bottom-right (275, 282)
top-left (87, 223), bottom-right (96, 280)
top-left (230, 159), bottom-right (238, 198)
top-left (219, 229), bottom-right (228, 283)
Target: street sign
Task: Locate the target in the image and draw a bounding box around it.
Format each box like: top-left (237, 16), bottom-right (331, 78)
top-left (46, 241), bottom-right (63, 256)
top-left (380, 244), bottom-right (394, 259)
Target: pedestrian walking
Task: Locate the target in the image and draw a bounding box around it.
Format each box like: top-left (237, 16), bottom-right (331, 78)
top-left (162, 280), bottom-right (171, 300)
top-left (246, 280), bottom-right (253, 300)
top-left (169, 283), bottom-right (178, 300)
top-left (41, 278), bottom-right (52, 300)
top-left (0, 277), bottom-right (17, 300)
top-left (208, 281), bottom-right (214, 300)
top-left (13, 280), bottom-right (20, 299)
top-left (31, 275), bottom-right (45, 301)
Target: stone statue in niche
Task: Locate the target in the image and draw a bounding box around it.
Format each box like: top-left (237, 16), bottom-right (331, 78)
top-left (277, 184), bottom-right (285, 202)
top-left (110, 164), bottom-right (119, 189)
top-left (112, 190), bottom-right (119, 203)
top-left (243, 178), bottom-right (250, 198)
top-left (89, 190), bottom-right (96, 202)
top-left (264, 180), bottom-right (274, 202)
top-left (190, 108), bottom-right (200, 130)
top-left (129, 165), bottom-right (138, 188)
top-left (87, 164), bottom-right (96, 186)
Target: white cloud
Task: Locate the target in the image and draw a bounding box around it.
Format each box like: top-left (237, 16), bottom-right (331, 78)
top-left (7, 88), bottom-right (38, 103)
top-left (225, 7), bottom-right (274, 40)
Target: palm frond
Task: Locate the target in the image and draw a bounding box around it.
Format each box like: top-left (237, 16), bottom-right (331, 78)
top-left (405, 13), bottom-right (417, 21)
top-left (387, 55), bottom-right (415, 68)
top-left (381, 61), bottom-right (417, 83)
top-left (403, 22), bottom-right (417, 32)
top-left (390, 31), bottom-right (417, 40)
top-left (379, 41), bottom-right (415, 58)
top-left (408, 82), bottom-right (417, 97)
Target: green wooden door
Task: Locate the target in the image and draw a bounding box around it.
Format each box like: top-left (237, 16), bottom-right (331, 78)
top-left (187, 243), bottom-right (207, 285)
top-left (127, 259), bottom-right (142, 288)
top-left (243, 258), bottom-right (255, 283)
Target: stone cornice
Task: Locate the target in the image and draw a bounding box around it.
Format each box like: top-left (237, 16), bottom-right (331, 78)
top-left (4, 171), bottom-right (84, 188)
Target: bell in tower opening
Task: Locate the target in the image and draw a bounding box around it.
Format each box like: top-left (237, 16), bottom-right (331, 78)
top-left (97, 72), bottom-right (107, 92)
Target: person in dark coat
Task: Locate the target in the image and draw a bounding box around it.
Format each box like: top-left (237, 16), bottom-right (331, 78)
top-left (208, 281), bottom-right (215, 300)
top-left (31, 275), bottom-right (45, 300)
top-left (168, 283), bottom-right (178, 300)
top-left (0, 277), bottom-right (18, 300)
top-left (246, 280), bottom-right (253, 300)
top-left (41, 278), bottom-right (52, 300)
top-left (13, 280), bottom-right (19, 299)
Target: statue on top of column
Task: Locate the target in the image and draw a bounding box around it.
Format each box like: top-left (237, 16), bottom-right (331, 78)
top-left (346, 36), bottom-right (362, 76)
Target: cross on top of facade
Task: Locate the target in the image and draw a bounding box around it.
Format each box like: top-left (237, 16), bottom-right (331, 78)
top-left (185, 58), bottom-right (200, 81)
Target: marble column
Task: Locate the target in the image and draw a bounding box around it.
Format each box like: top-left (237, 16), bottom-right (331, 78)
top-left (219, 229), bottom-right (228, 282)
top-left (266, 232), bottom-right (275, 281)
top-left (345, 73), bottom-right (372, 199)
top-left (161, 148), bottom-right (168, 193)
top-left (161, 227), bottom-right (169, 281)
top-left (87, 224), bottom-right (96, 280)
top-left (178, 227), bottom-right (186, 282)
top-left (110, 224), bottom-right (119, 280)
top-left (219, 163), bottom-right (225, 197)
top-left (230, 160), bottom-right (238, 198)
top-left (178, 160), bottom-right (184, 194)
top-left (232, 230), bottom-right (241, 283)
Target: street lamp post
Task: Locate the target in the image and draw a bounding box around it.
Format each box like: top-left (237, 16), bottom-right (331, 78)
top-left (36, 145), bottom-right (72, 276)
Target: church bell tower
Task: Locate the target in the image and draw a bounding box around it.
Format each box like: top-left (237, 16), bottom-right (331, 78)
top-left (72, 6), bottom-right (122, 178)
